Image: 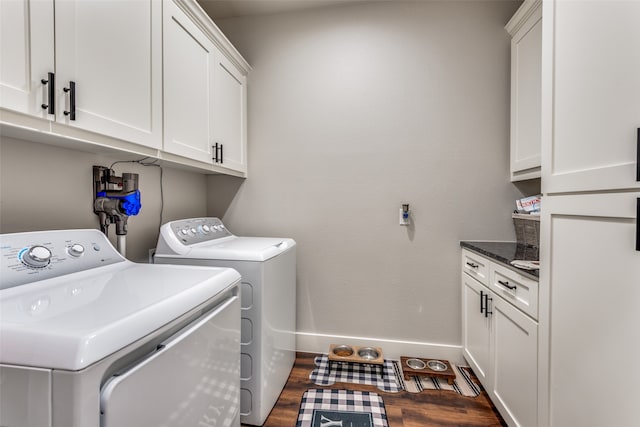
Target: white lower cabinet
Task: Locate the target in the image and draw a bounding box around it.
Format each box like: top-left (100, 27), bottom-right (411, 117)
top-left (462, 274), bottom-right (491, 385)
top-left (539, 193), bottom-right (640, 427)
top-left (461, 249), bottom-right (538, 427)
top-left (491, 294), bottom-right (538, 427)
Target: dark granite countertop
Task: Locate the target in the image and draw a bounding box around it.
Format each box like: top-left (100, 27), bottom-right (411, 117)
top-left (460, 241), bottom-right (539, 279)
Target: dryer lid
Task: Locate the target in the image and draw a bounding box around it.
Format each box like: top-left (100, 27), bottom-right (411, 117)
top-left (0, 263), bottom-right (240, 371)
top-left (177, 237), bottom-right (296, 262)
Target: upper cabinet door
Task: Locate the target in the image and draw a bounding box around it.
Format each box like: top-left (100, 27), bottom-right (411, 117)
top-left (507, 0), bottom-right (542, 182)
top-left (54, 0), bottom-right (162, 149)
top-left (542, 0), bottom-right (640, 193)
top-left (0, 0), bottom-right (54, 119)
top-left (163, 0), bottom-right (216, 164)
top-left (212, 50), bottom-right (247, 174)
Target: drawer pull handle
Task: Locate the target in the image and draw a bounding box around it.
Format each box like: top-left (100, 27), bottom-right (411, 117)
top-left (466, 261), bottom-right (479, 269)
top-left (498, 280), bottom-right (517, 290)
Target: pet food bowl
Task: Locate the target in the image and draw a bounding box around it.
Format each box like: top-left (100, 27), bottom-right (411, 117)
top-left (332, 345), bottom-right (354, 357)
top-left (357, 347), bottom-right (379, 360)
top-left (405, 358), bottom-right (426, 370)
top-left (427, 360), bottom-right (448, 371)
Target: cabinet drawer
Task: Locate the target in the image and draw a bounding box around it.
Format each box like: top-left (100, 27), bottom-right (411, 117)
top-left (461, 249), bottom-right (489, 286)
top-left (490, 263), bottom-right (538, 320)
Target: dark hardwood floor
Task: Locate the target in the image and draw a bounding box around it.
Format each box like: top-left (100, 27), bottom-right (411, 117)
top-left (243, 352), bottom-right (507, 427)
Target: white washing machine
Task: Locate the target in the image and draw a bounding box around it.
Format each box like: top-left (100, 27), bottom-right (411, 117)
top-left (0, 229), bottom-right (241, 427)
top-left (154, 217), bottom-right (296, 426)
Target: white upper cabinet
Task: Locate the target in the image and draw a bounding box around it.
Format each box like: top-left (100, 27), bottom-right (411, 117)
top-left (1, 0), bottom-right (162, 149)
top-left (506, 0), bottom-right (542, 182)
top-left (0, 0), bottom-right (249, 175)
top-left (542, 0), bottom-right (640, 193)
top-left (212, 50), bottom-right (247, 174)
top-left (163, 0), bottom-right (216, 164)
top-left (54, 0), bottom-right (162, 149)
top-left (0, 0), bottom-right (55, 119)
top-left (163, 0), bottom-right (249, 174)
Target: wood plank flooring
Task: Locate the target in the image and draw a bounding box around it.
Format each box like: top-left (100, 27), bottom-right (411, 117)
top-left (243, 352), bottom-right (507, 427)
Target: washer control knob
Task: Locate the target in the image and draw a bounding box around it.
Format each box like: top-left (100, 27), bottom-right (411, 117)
top-left (179, 229), bottom-right (188, 236)
top-left (68, 244), bottom-right (85, 258)
top-left (22, 245), bottom-right (52, 268)
top-left (202, 225), bottom-right (211, 233)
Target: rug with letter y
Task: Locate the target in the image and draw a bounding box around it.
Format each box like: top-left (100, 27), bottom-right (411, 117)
top-left (295, 389), bottom-right (389, 427)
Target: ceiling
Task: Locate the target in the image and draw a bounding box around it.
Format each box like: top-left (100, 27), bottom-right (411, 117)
top-left (198, 0), bottom-right (375, 20)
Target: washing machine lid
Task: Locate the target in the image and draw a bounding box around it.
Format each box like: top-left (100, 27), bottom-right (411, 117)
top-left (0, 262), bottom-right (240, 371)
top-left (160, 236), bottom-right (296, 262)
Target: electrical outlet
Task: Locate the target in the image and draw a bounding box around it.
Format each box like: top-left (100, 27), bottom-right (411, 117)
top-left (399, 208), bottom-right (410, 226)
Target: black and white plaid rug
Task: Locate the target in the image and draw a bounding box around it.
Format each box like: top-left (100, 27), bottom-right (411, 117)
top-left (296, 389), bottom-right (389, 427)
top-left (310, 354), bottom-right (481, 397)
top-left (309, 355), bottom-right (402, 392)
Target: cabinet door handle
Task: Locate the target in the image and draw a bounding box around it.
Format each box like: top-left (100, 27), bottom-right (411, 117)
top-left (484, 294), bottom-right (493, 318)
top-left (636, 198), bottom-right (640, 251)
top-left (63, 81), bottom-right (76, 120)
top-left (212, 143), bottom-right (223, 163)
top-left (40, 72), bottom-right (55, 115)
top-left (219, 143), bottom-right (223, 164)
top-left (466, 261), bottom-right (479, 269)
top-left (636, 128), bottom-right (639, 182)
top-left (480, 290), bottom-right (485, 314)
top-left (497, 279), bottom-right (517, 290)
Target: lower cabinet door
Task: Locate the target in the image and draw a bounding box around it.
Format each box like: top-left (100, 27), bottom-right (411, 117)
top-left (490, 297), bottom-right (538, 427)
top-left (541, 192), bottom-right (640, 427)
top-left (462, 274), bottom-right (491, 384)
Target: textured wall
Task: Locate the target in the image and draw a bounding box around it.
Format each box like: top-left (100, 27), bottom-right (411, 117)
top-left (208, 1), bottom-right (525, 357)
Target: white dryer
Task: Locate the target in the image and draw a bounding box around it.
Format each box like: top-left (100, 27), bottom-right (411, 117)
top-left (154, 217), bottom-right (296, 426)
top-left (0, 229), bottom-right (241, 427)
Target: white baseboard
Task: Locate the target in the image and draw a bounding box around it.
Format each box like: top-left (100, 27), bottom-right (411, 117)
top-left (296, 331), bottom-right (464, 365)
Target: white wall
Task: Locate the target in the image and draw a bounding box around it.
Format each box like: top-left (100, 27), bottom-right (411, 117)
top-left (208, 0), bottom-right (524, 359)
top-left (0, 136), bottom-right (207, 262)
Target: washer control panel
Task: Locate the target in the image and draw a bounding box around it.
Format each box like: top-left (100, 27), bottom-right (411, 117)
top-left (0, 229), bottom-right (124, 290)
top-left (168, 217), bottom-right (233, 245)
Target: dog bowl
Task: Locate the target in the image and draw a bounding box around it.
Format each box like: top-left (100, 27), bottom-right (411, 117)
top-left (405, 358), bottom-right (426, 370)
top-left (332, 345), bottom-right (354, 357)
top-left (427, 360), bottom-right (448, 371)
top-left (357, 347), bottom-right (379, 360)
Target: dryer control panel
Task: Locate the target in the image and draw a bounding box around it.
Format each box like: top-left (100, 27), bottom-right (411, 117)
top-left (167, 218), bottom-right (233, 245)
top-left (0, 229), bottom-right (124, 290)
